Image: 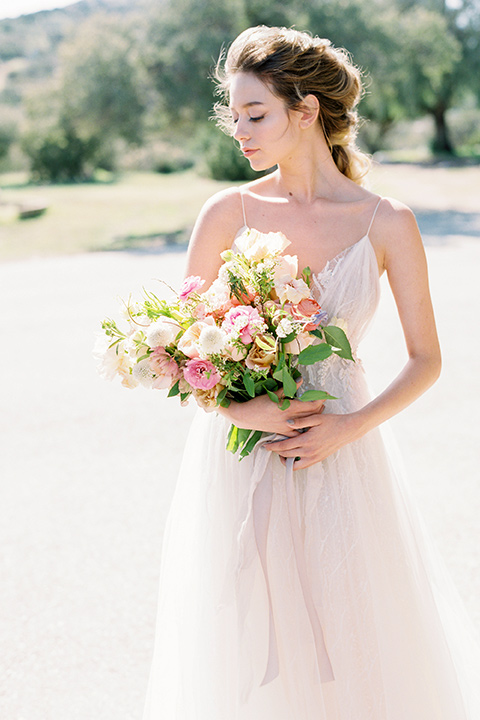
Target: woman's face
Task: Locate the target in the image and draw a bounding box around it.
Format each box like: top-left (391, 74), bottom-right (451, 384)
top-left (228, 71), bottom-right (299, 171)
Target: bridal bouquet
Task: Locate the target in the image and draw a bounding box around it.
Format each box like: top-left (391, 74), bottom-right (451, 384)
top-left (95, 228), bottom-right (353, 458)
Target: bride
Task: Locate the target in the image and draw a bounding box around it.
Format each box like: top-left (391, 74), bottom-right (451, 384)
top-left (142, 25), bottom-right (480, 719)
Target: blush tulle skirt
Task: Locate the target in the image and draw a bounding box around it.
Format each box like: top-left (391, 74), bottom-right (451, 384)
top-left (142, 402), bottom-right (480, 720)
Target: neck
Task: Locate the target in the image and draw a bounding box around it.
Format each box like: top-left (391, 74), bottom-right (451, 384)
top-left (274, 130), bottom-right (353, 203)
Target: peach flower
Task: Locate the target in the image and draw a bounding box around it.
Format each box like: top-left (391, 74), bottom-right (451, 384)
top-left (177, 318), bottom-right (215, 358)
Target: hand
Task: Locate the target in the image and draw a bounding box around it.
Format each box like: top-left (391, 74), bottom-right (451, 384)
top-left (263, 411), bottom-right (363, 469)
top-left (219, 382), bottom-right (326, 438)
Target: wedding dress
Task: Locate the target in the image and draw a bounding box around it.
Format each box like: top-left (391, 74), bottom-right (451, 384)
top-left (142, 197), bottom-right (480, 719)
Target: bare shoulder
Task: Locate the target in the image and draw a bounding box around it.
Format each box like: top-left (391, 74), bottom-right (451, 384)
top-left (376, 197), bottom-right (418, 239)
top-left (192, 185), bottom-right (245, 244)
top-left (185, 186), bottom-right (245, 283)
top-left (372, 196), bottom-right (423, 271)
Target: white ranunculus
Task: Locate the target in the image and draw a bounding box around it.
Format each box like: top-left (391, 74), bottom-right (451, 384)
top-left (197, 325), bottom-right (227, 356)
top-left (146, 319), bottom-right (181, 348)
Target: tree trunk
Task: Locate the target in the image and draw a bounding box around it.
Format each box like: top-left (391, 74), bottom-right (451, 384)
top-left (431, 105), bottom-right (455, 155)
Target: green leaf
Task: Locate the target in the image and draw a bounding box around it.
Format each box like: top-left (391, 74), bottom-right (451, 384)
top-left (279, 331), bottom-right (297, 344)
top-left (180, 392), bottom-right (190, 402)
top-left (265, 388), bottom-right (280, 404)
top-left (282, 368), bottom-right (297, 398)
top-left (240, 430), bottom-right (263, 459)
top-left (324, 326), bottom-right (353, 361)
top-left (237, 427), bottom-right (253, 448)
top-left (226, 425), bottom-right (239, 453)
top-left (243, 370), bottom-right (256, 398)
top-left (280, 398), bottom-right (291, 411)
top-left (167, 380), bottom-right (180, 397)
top-left (297, 343), bottom-right (332, 365)
top-left (216, 387), bottom-right (229, 404)
top-left (310, 328), bottom-right (324, 339)
top-left (301, 265), bottom-right (312, 287)
top-left (299, 389), bottom-right (337, 402)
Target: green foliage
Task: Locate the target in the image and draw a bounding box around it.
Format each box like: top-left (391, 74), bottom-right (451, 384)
top-left (1, 0), bottom-right (480, 166)
top-left (59, 16), bottom-right (147, 146)
top-left (198, 125), bottom-right (261, 181)
top-left (0, 121), bottom-right (17, 163)
top-left (22, 120), bottom-right (100, 182)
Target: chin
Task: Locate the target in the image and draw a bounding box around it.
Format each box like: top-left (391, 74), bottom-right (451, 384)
top-left (248, 158), bottom-right (276, 173)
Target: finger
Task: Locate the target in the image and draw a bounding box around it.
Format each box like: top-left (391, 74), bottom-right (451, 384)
top-left (263, 437), bottom-right (303, 453)
top-left (292, 457), bottom-right (315, 470)
top-left (287, 413), bottom-right (324, 430)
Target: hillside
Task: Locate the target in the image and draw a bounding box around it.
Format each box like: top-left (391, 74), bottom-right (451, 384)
top-left (0, 0), bottom-right (155, 106)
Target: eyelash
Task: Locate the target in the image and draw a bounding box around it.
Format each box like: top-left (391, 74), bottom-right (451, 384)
top-left (232, 115), bottom-right (265, 125)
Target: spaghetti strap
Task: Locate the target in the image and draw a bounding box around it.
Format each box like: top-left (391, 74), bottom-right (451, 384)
top-left (239, 190), bottom-right (248, 229)
top-left (366, 197), bottom-right (382, 237)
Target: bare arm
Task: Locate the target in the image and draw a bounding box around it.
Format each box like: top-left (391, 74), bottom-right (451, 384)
top-left (266, 200), bottom-right (442, 467)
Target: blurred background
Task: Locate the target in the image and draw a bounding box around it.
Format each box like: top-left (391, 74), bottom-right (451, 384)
top-left (0, 1), bottom-right (479, 719)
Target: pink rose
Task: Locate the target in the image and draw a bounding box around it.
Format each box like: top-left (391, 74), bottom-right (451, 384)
top-left (149, 347), bottom-right (182, 389)
top-left (179, 275), bottom-right (205, 301)
top-left (221, 305), bottom-right (265, 345)
top-left (183, 358), bottom-right (221, 390)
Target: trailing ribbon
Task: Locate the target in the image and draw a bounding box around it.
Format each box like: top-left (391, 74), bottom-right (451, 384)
top-left (252, 446), bottom-right (335, 686)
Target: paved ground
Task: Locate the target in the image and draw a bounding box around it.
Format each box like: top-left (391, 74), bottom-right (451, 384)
top-left (1, 205), bottom-right (479, 719)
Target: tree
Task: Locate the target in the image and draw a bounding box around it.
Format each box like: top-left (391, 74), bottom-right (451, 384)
top-left (21, 13), bottom-right (150, 180)
top-left (143, 0), bottom-right (298, 134)
top-left (59, 15), bottom-right (148, 146)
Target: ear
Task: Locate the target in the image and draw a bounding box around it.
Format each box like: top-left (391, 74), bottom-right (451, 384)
top-left (296, 94), bottom-right (319, 129)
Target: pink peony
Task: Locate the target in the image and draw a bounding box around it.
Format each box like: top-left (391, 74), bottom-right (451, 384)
top-left (179, 275), bottom-right (205, 301)
top-left (183, 358), bottom-right (221, 390)
top-left (149, 347), bottom-right (182, 389)
top-left (221, 305), bottom-right (265, 345)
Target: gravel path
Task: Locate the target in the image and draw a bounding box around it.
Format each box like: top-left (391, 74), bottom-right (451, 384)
top-left (1, 213), bottom-right (479, 719)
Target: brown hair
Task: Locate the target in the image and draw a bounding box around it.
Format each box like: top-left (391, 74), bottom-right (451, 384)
top-left (214, 25), bottom-right (370, 185)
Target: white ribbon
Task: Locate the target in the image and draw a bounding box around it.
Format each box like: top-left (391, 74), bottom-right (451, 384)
top-left (250, 443), bottom-right (335, 686)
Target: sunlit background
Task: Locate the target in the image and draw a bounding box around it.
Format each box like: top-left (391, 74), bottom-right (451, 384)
top-left (0, 0), bottom-right (479, 718)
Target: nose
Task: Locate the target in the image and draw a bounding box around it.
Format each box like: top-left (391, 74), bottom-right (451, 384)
top-left (233, 117), bottom-right (250, 143)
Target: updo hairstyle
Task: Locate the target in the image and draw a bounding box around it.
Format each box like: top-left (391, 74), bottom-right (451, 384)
top-left (214, 25), bottom-right (370, 185)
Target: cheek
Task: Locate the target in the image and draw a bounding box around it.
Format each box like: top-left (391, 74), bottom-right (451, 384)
top-left (263, 115), bottom-right (294, 144)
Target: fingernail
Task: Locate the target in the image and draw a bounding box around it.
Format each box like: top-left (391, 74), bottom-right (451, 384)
top-left (286, 419), bottom-right (295, 425)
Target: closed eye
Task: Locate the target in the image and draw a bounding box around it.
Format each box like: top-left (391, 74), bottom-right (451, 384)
top-left (250, 115), bottom-right (265, 122)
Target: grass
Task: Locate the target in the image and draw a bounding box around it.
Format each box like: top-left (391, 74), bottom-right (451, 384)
top-left (0, 170), bottom-right (231, 261)
top-left (0, 163), bottom-right (479, 262)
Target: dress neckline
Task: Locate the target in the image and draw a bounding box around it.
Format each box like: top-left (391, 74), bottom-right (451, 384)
top-left (232, 225), bottom-right (372, 279)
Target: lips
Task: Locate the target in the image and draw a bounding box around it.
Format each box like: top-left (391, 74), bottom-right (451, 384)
top-left (242, 148), bottom-right (259, 157)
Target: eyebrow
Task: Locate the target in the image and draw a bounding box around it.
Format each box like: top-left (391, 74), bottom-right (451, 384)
top-left (229, 101), bottom-right (266, 110)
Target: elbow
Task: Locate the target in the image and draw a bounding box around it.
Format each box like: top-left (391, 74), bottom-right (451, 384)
top-left (427, 347), bottom-right (442, 387)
